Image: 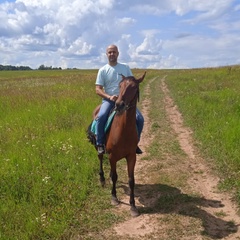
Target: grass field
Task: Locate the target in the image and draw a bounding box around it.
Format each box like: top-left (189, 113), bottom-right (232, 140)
top-left (0, 67), bottom-right (240, 239)
top-left (165, 66), bottom-right (240, 194)
top-left (0, 70), bottom-right (102, 239)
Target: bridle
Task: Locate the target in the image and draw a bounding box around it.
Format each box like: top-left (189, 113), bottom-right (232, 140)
top-left (114, 78), bottom-right (139, 113)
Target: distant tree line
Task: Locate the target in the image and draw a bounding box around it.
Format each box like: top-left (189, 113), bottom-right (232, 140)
top-left (37, 65), bottom-right (62, 70)
top-left (0, 65), bottom-right (32, 71)
top-left (0, 64), bottom-right (62, 71)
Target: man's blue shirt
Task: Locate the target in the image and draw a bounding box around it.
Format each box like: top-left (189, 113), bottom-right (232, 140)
top-left (95, 63), bottom-right (132, 96)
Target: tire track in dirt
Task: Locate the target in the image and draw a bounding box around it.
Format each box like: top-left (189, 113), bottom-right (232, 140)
top-left (98, 76), bottom-right (240, 240)
top-left (111, 77), bottom-right (158, 237)
top-left (161, 76), bottom-right (240, 240)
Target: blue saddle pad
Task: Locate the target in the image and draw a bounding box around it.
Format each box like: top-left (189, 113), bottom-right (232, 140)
top-left (90, 111), bottom-right (116, 135)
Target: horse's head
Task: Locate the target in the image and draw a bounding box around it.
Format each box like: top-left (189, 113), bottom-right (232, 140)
top-left (115, 72), bottom-right (146, 113)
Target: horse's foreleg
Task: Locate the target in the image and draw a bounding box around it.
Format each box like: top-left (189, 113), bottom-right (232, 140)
top-left (129, 175), bottom-right (135, 206)
top-left (127, 155), bottom-right (139, 217)
top-left (98, 153), bottom-right (105, 187)
top-left (110, 161), bottom-right (119, 205)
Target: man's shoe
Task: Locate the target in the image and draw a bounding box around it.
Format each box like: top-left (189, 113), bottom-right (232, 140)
top-left (136, 146), bottom-right (143, 154)
top-left (97, 145), bottom-right (105, 154)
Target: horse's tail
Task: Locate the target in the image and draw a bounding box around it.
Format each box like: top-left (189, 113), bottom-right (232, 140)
top-left (86, 121), bottom-right (96, 146)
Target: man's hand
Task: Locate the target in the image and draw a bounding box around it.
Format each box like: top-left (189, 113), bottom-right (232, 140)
top-left (109, 95), bottom-right (118, 101)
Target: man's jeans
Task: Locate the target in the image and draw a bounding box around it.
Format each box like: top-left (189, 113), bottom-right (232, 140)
top-left (95, 99), bottom-right (144, 146)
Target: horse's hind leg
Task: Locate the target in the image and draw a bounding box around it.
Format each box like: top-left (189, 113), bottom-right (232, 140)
top-left (110, 161), bottom-right (119, 205)
top-left (98, 153), bottom-right (105, 187)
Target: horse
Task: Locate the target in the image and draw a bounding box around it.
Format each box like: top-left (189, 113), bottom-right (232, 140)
top-left (87, 72), bottom-right (146, 217)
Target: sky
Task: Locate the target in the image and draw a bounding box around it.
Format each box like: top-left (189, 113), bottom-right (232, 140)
top-left (0, 0), bottom-right (240, 69)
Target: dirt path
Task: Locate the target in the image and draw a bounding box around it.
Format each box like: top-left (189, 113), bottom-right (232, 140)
top-left (99, 76), bottom-right (240, 240)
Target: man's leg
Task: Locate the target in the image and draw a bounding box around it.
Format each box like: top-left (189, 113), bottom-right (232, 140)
top-left (136, 108), bottom-right (144, 154)
top-left (95, 99), bottom-right (114, 154)
top-left (136, 108), bottom-right (144, 141)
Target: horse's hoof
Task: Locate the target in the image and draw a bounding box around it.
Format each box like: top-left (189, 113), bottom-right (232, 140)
top-left (130, 206), bottom-right (140, 217)
top-left (100, 180), bottom-right (105, 187)
top-left (111, 197), bottom-right (120, 206)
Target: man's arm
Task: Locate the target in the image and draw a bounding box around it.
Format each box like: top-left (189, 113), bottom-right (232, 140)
top-left (95, 85), bottom-right (118, 101)
top-left (96, 85), bottom-right (110, 99)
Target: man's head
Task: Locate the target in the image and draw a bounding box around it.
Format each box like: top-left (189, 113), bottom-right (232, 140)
top-left (106, 44), bottom-right (119, 66)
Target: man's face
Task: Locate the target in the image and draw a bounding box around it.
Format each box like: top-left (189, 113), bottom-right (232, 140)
top-left (106, 47), bottom-right (119, 64)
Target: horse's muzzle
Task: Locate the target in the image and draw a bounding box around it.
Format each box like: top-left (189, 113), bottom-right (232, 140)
top-left (115, 100), bottom-right (126, 113)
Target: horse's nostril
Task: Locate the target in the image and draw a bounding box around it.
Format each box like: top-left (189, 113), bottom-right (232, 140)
top-left (115, 101), bottom-right (125, 112)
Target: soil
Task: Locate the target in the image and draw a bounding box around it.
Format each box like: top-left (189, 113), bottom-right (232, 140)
top-left (93, 76), bottom-right (240, 239)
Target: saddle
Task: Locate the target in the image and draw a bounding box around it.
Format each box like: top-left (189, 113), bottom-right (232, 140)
top-left (90, 110), bottom-right (116, 135)
top-left (87, 107), bottom-right (138, 147)
top-left (87, 105), bottom-right (116, 147)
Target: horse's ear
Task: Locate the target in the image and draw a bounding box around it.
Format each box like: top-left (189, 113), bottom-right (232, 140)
top-left (138, 71), bottom-right (146, 83)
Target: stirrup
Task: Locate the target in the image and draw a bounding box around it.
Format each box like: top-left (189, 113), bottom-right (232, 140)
top-left (97, 145), bottom-right (105, 154)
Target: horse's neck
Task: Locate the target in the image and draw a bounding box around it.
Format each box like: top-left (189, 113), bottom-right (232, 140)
top-left (115, 106), bottom-right (136, 128)
top-left (107, 104), bottom-right (137, 146)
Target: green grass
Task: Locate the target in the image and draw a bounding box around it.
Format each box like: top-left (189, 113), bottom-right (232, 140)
top-left (164, 66), bottom-right (240, 198)
top-left (0, 70), bottom-right (107, 239)
top-left (1, 67), bottom-right (240, 239)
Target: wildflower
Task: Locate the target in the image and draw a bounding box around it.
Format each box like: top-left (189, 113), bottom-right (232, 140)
top-left (42, 176), bottom-right (51, 183)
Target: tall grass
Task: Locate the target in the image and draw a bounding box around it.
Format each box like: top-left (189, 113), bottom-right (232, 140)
top-left (0, 70), bottom-right (104, 239)
top-left (165, 66), bottom-right (240, 201)
top-left (1, 67), bottom-right (240, 238)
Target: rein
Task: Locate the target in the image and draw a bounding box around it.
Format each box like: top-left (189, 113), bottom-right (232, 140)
top-left (114, 87), bottom-right (139, 113)
top-left (125, 89), bottom-right (140, 109)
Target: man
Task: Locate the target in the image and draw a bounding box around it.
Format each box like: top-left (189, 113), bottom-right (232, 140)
top-left (95, 44), bottom-right (144, 154)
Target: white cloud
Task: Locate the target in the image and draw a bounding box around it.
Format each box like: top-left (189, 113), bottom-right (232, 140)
top-left (62, 38), bottom-right (94, 56)
top-left (136, 30), bottom-right (163, 56)
top-left (117, 17), bottom-right (136, 26)
top-left (171, 0), bottom-right (233, 17)
top-left (0, 0), bottom-right (239, 69)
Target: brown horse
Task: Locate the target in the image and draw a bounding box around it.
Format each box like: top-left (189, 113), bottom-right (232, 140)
top-left (87, 72), bottom-right (146, 217)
